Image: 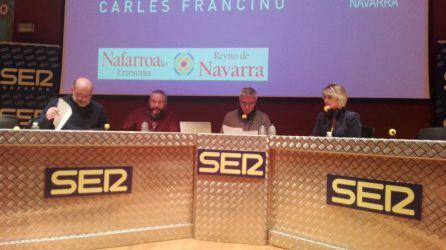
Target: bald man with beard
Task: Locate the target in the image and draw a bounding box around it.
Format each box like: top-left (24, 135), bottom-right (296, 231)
top-left (37, 77), bottom-right (109, 130)
top-left (122, 90), bottom-right (180, 132)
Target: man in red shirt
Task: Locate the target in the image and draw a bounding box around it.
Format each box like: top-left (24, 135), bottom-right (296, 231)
top-left (122, 90), bottom-right (180, 132)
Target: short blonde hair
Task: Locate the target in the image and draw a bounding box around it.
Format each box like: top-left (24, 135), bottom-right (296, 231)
top-left (323, 83), bottom-right (348, 108)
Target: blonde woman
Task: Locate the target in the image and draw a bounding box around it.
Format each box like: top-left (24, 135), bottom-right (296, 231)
top-left (312, 84), bottom-right (361, 137)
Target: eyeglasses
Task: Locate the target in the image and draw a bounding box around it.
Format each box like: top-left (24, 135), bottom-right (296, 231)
top-left (74, 92), bottom-right (92, 100)
top-left (240, 101), bottom-right (256, 106)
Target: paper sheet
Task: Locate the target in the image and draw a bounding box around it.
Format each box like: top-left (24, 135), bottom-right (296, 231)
top-left (53, 98), bottom-right (72, 130)
top-left (222, 125), bottom-right (258, 135)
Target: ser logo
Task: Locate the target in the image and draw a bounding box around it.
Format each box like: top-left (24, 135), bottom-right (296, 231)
top-left (197, 149), bottom-right (266, 178)
top-left (327, 174), bottom-right (422, 220)
top-left (1, 108), bottom-right (42, 126)
top-left (44, 166), bottom-right (132, 198)
top-left (1, 68), bottom-right (54, 87)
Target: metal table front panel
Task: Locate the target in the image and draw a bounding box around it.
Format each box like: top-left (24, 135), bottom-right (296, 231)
top-left (194, 134), bottom-right (269, 245)
top-left (0, 131), bottom-right (195, 250)
top-left (2, 131), bottom-right (445, 249)
top-left (268, 136), bottom-right (446, 249)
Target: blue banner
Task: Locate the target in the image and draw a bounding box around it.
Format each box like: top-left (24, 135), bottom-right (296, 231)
top-left (0, 42), bottom-right (61, 126)
top-left (435, 42), bottom-right (446, 127)
top-left (98, 48), bottom-right (268, 82)
top-left (0, 0), bottom-right (14, 41)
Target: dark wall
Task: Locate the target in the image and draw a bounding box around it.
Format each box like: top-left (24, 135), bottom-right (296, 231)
top-left (431, 0), bottom-right (446, 42)
top-left (12, 0), bottom-right (446, 138)
top-left (13, 0), bottom-right (64, 44)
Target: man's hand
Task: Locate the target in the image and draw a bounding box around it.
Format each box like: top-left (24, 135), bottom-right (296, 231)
top-left (45, 107), bottom-right (60, 120)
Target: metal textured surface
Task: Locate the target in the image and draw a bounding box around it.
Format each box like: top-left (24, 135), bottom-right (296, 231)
top-left (0, 130), bottom-right (196, 147)
top-left (269, 136), bottom-right (446, 159)
top-left (3, 131), bottom-right (446, 249)
top-left (0, 130), bottom-right (195, 249)
top-left (268, 136), bottom-right (446, 249)
top-left (194, 134), bottom-right (269, 245)
top-left (2, 226), bottom-right (192, 250)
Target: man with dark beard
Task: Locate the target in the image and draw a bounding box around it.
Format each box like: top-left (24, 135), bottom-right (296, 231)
top-left (122, 90), bottom-right (180, 132)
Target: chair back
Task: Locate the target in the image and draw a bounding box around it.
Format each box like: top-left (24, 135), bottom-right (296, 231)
top-left (416, 127), bottom-right (446, 140)
top-left (0, 115), bottom-right (19, 129)
top-left (361, 127), bottom-right (375, 138)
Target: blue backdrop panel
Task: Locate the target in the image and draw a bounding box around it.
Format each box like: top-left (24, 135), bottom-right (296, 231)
top-left (435, 42), bottom-right (446, 127)
top-left (0, 42), bottom-right (60, 126)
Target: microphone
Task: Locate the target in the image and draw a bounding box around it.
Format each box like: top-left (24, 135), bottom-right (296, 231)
top-left (324, 105), bottom-right (335, 136)
top-left (104, 123), bottom-right (111, 130)
top-left (241, 109), bottom-right (256, 124)
top-left (323, 105), bottom-right (330, 112)
top-left (388, 128), bottom-right (397, 137)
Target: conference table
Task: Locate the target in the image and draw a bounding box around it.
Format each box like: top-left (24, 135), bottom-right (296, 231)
top-left (0, 130), bottom-right (445, 249)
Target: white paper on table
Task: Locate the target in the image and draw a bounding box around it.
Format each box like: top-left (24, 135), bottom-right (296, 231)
top-left (222, 125), bottom-right (258, 135)
top-left (53, 98), bottom-right (72, 130)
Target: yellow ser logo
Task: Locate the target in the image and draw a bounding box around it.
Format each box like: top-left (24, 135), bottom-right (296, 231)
top-left (1, 68), bottom-right (54, 87)
top-left (45, 166), bottom-right (132, 198)
top-left (197, 149), bottom-right (266, 178)
top-left (327, 174), bottom-right (422, 220)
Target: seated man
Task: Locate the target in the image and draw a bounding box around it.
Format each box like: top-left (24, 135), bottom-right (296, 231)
top-left (122, 90), bottom-right (180, 132)
top-left (37, 77), bottom-right (109, 130)
top-left (221, 87), bottom-right (271, 133)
